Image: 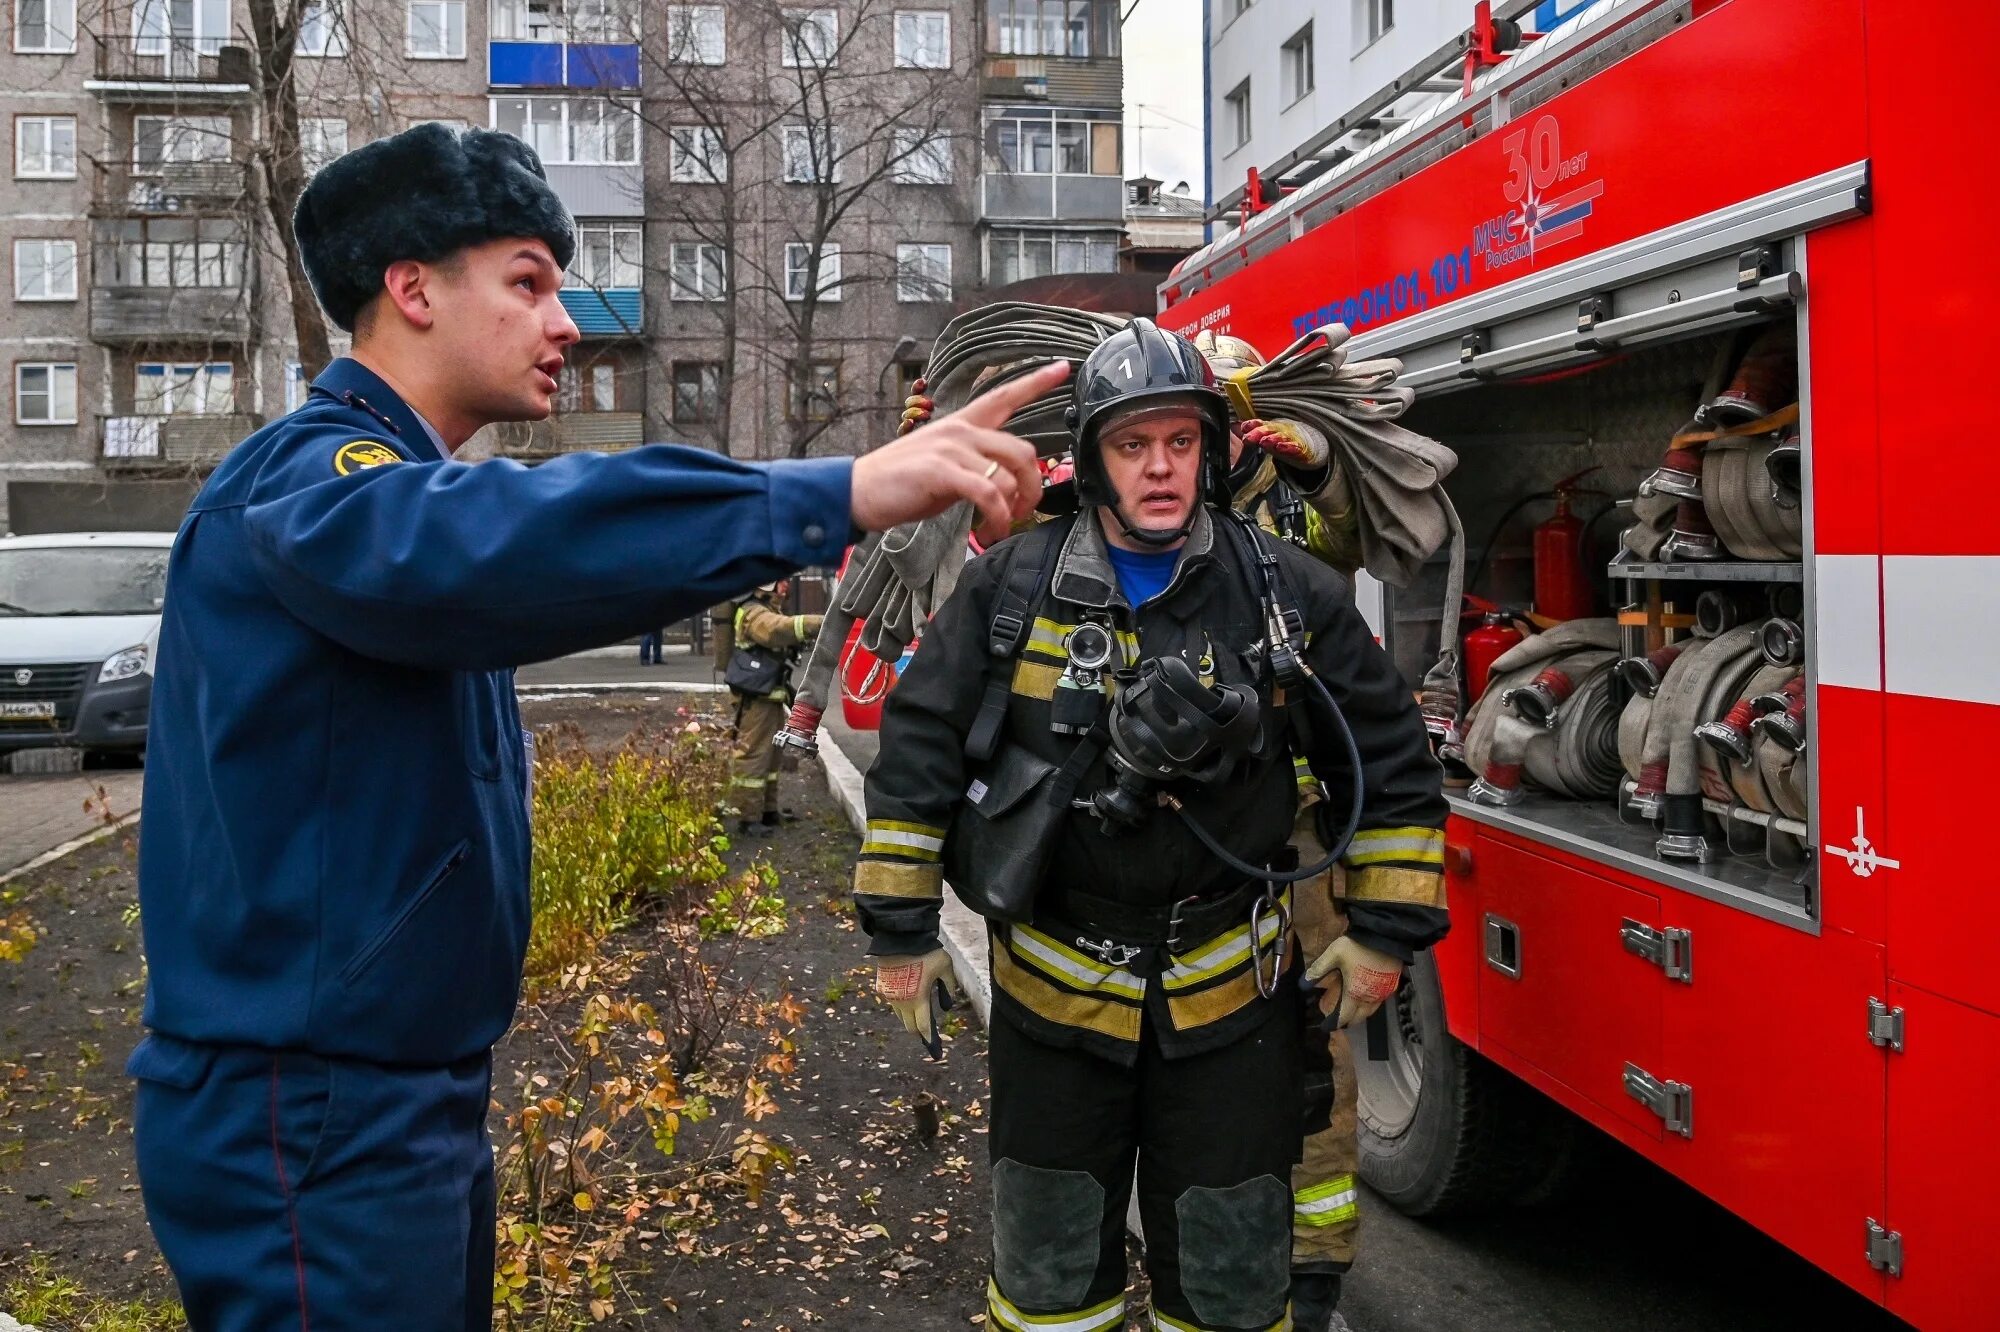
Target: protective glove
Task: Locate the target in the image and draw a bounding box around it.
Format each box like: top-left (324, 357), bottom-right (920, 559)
top-left (1301, 935), bottom-right (1404, 1031)
top-left (1238, 417), bottom-right (1331, 471)
top-left (897, 377), bottom-right (935, 437)
top-left (874, 948), bottom-right (962, 1059)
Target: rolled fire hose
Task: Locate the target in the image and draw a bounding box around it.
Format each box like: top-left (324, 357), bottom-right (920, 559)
top-left (1703, 434), bottom-right (1802, 560)
top-left (1461, 620), bottom-right (1623, 804)
top-left (1699, 662), bottom-right (1795, 811)
top-left (1635, 621), bottom-right (1761, 860)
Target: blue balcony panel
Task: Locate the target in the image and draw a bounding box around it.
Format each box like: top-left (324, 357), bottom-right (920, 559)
top-left (560, 288), bottom-right (642, 337)
top-left (489, 40), bottom-right (563, 87)
top-left (567, 43), bottom-right (639, 89)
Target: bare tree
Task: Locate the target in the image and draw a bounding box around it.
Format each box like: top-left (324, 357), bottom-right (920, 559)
top-left (243, 0), bottom-right (334, 379)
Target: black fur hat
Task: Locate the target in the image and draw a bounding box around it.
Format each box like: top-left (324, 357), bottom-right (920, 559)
top-left (293, 123), bottom-right (576, 332)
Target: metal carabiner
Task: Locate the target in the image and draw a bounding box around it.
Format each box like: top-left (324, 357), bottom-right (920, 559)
top-left (1249, 889), bottom-right (1293, 1000)
top-left (1074, 936), bottom-right (1144, 969)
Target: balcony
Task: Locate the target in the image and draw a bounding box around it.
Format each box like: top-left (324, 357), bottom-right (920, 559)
top-left (87, 37), bottom-right (255, 101)
top-left (980, 171), bottom-right (1124, 223)
top-left (91, 286), bottom-right (254, 343)
top-left (559, 288), bottom-right (642, 338)
top-left (100, 413), bottom-right (261, 468)
top-left (491, 412), bottom-right (644, 457)
top-left (489, 41), bottom-right (639, 89)
top-left (95, 162), bottom-right (252, 216)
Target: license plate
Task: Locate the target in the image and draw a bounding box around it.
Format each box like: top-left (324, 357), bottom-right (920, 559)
top-left (0, 701), bottom-right (56, 720)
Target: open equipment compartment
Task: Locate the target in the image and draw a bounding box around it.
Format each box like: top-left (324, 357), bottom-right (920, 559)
top-left (1355, 231), bottom-right (1822, 927)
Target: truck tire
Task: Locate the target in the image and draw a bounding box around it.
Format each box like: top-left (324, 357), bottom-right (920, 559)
top-left (1354, 951), bottom-right (1575, 1215)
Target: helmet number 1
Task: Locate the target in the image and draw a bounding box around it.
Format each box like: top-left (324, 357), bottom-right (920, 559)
top-left (1117, 354), bottom-right (1136, 381)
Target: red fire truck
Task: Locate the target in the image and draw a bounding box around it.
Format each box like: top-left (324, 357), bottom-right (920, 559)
top-left (1157, 0), bottom-right (1990, 1324)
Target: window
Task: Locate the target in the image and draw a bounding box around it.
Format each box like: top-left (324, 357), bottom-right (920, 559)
top-left (671, 361), bottom-right (722, 423)
top-left (134, 116), bottom-right (233, 171)
top-left (1353, 0), bottom-right (1392, 50)
top-left (298, 0), bottom-right (348, 55)
top-left (15, 363), bottom-right (77, 425)
top-left (988, 115), bottom-right (1118, 176)
top-left (589, 362), bottom-right (616, 411)
top-left (489, 0), bottom-right (628, 42)
top-left (783, 242), bottom-right (840, 302)
top-left (988, 228), bottom-right (1117, 285)
top-left (15, 116), bottom-right (76, 178)
top-left (668, 124), bottom-right (726, 183)
top-left (1282, 22), bottom-right (1313, 104)
top-left (284, 360), bottom-right (307, 413)
top-left (789, 361), bottom-right (839, 422)
top-left (565, 222), bottom-right (641, 289)
top-left (490, 97), bottom-right (637, 164)
top-left (894, 10), bottom-right (948, 68)
top-left (989, 0), bottom-right (1090, 57)
top-left (782, 124), bottom-right (843, 184)
top-left (13, 239), bottom-right (78, 301)
top-left (890, 129), bottom-right (952, 185)
top-left (407, 0), bottom-right (465, 56)
top-left (1224, 78), bottom-right (1251, 150)
top-left (1226, 0), bottom-right (1250, 17)
top-left (136, 362), bottom-right (234, 415)
top-left (15, 0), bottom-right (76, 52)
top-left (557, 358), bottom-right (622, 412)
top-left (779, 7), bottom-right (836, 67)
top-left (667, 242), bottom-right (724, 301)
top-left (132, 0), bottom-right (229, 55)
top-left (300, 118), bottom-right (348, 175)
top-left (664, 4), bottom-right (723, 64)
top-left (895, 243), bottom-right (950, 303)
top-left (102, 218), bottom-right (245, 288)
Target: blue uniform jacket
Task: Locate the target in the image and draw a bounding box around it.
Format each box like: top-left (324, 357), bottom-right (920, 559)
top-left (136, 359), bottom-right (854, 1066)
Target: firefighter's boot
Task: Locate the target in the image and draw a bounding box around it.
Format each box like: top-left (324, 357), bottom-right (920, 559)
top-left (1289, 1270), bottom-right (1344, 1332)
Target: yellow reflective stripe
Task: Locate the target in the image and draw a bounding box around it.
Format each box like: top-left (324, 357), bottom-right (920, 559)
top-left (862, 821), bottom-right (945, 861)
top-left (1295, 1175), bottom-right (1359, 1225)
top-left (1164, 961), bottom-right (1271, 1029)
top-left (853, 860), bottom-right (942, 900)
top-left (987, 1280), bottom-right (1125, 1331)
top-left (792, 614), bottom-right (807, 641)
top-left (1343, 827), bottom-right (1445, 866)
top-left (1007, 924), bottom-right (1146, 1001)
top-left (992, 945), bottom-right (1143, 1042)
top-left (1160, 889), bottom-right (1289, 990)
top-left (1153, 1306), bottom-right (1292, 1332)
top-left (867, 819), bottom-right (946, 842)
top-left (1340, 865), bottom-right (1447, 909)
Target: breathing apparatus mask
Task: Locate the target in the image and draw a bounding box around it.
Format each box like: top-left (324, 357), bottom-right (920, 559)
top-left (1084, 654), bottom-right (1261, 833)
top-left (1065, 318), bottom-right (1233, 549)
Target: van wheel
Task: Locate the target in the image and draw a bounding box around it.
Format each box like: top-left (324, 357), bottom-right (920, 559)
top-left (1354, 952), bottom-right (1575, 1215)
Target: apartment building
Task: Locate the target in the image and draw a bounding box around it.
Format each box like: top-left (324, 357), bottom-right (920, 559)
top-left (0, 0), bottom-right (1011, 527)
top-left (1205, 0), bottom-right (1603, 211)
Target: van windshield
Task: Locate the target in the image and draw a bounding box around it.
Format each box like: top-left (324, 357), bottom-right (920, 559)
top-left (0, 548), bottom-right (169, 616)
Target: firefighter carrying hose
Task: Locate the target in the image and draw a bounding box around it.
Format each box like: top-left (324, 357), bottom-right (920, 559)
top-left (854, 319), bottom-right (1447, 1332)
top-left (725, 581), bottom-right (821, 836)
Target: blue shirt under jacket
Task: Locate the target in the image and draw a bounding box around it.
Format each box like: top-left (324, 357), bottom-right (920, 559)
top-left (135, 358), bottom-right (854, 1066)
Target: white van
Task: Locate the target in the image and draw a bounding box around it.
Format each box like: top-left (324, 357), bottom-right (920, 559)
top-left (0, 531), bottom-right (172, 764)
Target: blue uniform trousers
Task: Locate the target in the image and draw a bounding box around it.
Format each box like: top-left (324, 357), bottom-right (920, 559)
top-left (130, 1035), bottom-right (495, 1332)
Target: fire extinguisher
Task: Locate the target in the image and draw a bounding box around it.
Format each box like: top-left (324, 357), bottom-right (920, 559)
top-left (1464, 610), bottom-right (1526, 704)
top-left (1533, 468), bottom-right (1597, 621)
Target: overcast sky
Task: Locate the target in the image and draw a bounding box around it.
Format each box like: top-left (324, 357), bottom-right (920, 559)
top-left (1121, 0), bottom-right (1206, 198)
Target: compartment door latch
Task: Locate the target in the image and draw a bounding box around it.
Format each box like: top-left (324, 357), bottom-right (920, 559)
top-left (1622, 1063), bottom-right (1693, 1139)
top-left (1620, 919), bottom-right (1693, 983)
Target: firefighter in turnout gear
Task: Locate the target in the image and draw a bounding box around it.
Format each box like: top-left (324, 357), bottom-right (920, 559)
top-left (727, 581), bottom-right (821, 835)
top-left (856, 319), bottom-right (1447, 1332)
top-left (1207, 328), bottom-right (1418, 1330)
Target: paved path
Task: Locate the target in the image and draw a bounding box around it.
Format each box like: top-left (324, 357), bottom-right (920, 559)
top-left (0, 770), bottom-right (142, 877)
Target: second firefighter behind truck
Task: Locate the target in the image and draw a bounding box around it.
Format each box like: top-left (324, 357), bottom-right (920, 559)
top-left (726, 581), bottom-right (821, 836)
top-left (855, 319), bottom-right (1447, 1332)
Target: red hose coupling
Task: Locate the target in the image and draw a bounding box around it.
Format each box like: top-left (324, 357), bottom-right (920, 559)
top-left (1642, 445), bottom-right (1705, 502)
top-left (1752, 688), bottom-right (1807, 753)
top-left (1616, 645), bottom-right (1683, 699)
top-left (772, 701), bottom-right (824, 757)
top-left (1661, 501), bottom-right (1724, 561)
top-left (1502, 668), bottom-right (1574, 729)
top-left (1695, 697), bottom-right (1757, 766)
top-left (1469, 760), bottom-right (1525, 807)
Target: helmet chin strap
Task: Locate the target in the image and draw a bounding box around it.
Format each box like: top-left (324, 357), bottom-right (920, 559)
top-left (1106, 497), bottom-right (1197, 548)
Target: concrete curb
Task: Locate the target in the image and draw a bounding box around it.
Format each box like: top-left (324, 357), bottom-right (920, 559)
top-left (1, 1311), bottom-right (41, 1331)
top-left (0, 815), bottom-right (138, 887)
top-left (815, 733), bottom-right (993, 1028)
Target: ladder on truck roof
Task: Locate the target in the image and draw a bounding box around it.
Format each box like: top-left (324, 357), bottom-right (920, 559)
top-left (1187, 0), bottom-right (1697, 292)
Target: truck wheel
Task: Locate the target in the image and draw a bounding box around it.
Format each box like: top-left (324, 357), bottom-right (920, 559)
top-left (1354, 951), bottom-right (1573, 1215)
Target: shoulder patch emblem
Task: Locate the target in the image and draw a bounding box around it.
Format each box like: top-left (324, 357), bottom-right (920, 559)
top-left (333, 440), bottom-right (404, 475)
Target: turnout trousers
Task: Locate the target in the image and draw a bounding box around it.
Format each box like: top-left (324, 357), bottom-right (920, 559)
top-left (129, 1034), bottom-right (495, 1332)
top-left (1289, 856), bottom-right (1361, 1273)
top-left (987, 985), bottom-right (1304, 1332)
top-left (729, 693), bottom-right (784, 818)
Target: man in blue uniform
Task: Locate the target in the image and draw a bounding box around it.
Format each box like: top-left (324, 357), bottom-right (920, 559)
top-left (126, 122), bottom-right (1062, 1332)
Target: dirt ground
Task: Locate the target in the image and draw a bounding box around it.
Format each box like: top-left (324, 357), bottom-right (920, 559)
top-left (0, 693), bottom-right (1018, 1330)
